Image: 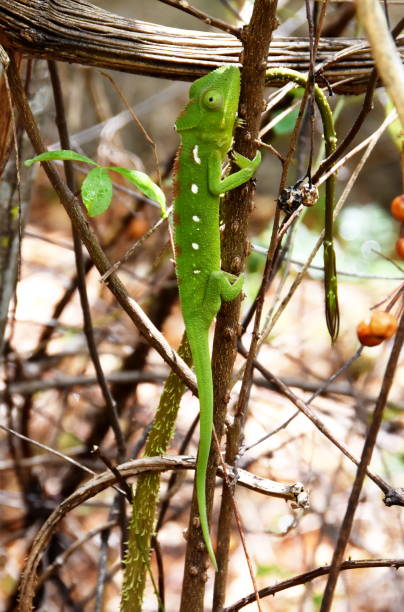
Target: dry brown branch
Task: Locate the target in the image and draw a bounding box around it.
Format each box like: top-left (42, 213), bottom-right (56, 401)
top-left (223, 558), bottom-right (404, 611)
top-left (2, 2), bottom-right (403, 610)
top-left (320, 309), bottom-right (404, 610)
top-left (5, 52), bottom-right (197, 394)
top-left (17, 454), bottom-right (308, 610)
top-left (0, 0), bottom-right (403, 93)
top-left (357, 0), bottom-right (404, 128)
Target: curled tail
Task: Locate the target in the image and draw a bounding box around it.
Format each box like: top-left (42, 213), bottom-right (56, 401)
top-left (186, 324), bottom-right (218, 571)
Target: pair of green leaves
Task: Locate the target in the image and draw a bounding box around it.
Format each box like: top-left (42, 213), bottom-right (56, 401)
top-left (25, 150), bottom-right (167, 218)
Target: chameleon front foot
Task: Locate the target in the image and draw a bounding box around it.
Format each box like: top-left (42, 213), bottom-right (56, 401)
top-left (206, 270), bottom-right (244, 305)
top-left (231, 150), bottom-right (261, 172)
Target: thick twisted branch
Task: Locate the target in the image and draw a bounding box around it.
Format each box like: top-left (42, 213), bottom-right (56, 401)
top-left (0, 0), bottom-right (403, 93)
top-left (18, 454), bottom-right (308, 610)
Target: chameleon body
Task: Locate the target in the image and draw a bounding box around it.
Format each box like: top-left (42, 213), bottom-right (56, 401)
top-left (173, 65), bottom-right (337, 571)
top-left (173, 66), bottom-right (261, 570)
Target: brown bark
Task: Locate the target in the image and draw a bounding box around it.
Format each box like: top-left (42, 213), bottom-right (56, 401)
top-left (0, 0), bottom-right (402, 93)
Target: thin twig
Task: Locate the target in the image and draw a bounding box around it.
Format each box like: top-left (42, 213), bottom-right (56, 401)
top-left (250, 247), bottom-right (404, 280)
top-left (0, 369), bottom-right (167, 397)
top-left (98, 70), bottom-right (162, 186)
top-left (95, 496), bottom-right (125, 612)
top-left (6, 52), bottom-right (196, 395)
top-left (306, 347), bottom-right (363, 404)
top-left (320, 309), bottom-right (404, 611)
top-left (357, 4), bottom-right (404, 128)
top-left (100, 207), bottom-right (172, 282)
top-left (92, 446), bottom-right (132, 502)
top-left (37, 520), bottom-right (118, 587)
top-left (17, 453), bottom-right (305, 609)
top-left (212, 429), bottom-right (263, 612)
top-left (210, 2), bottom-right (280, 608)
top-left (258, 108), bottom-right (396, 344)
top-left (48, 60), bottom-right (127, 463)
top-left (223, 558), bottom-right (404, 611)
top-left (242, 346), bottom-right (364, 453)
top-left (237, 350), bottom-right (392, 496)
top-left (0, 424), bottom-right (96, 476)
top-left (157, 0), bottom-right (240, 37)
top-left (312, 16), bottom-right (404, 183)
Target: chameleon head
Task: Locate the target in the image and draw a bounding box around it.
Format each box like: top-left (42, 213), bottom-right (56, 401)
top-left (175, 65), bottom-right (241, 152)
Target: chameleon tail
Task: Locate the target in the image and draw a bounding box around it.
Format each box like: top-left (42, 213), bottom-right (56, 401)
top-left (186, 324), bottom-right (219, 571)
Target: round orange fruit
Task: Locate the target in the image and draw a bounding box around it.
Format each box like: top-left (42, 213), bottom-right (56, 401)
top-left (390, 194), bottom-right (404, 222)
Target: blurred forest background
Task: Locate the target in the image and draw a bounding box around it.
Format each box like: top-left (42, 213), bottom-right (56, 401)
top-left (0, 0), bottom-right (403, 610)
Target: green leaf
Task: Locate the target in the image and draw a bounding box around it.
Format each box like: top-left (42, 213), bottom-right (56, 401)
top-left (25, 150), bottom-right (99, 167)
top-left (57, 431), bottom-right (82, 450)
top-left (256, 564), bottom-right (289, 578)
top-left (107, 166), bottom-right (167, 217)
top-left (273, 107), bottom-right (299, 136)
top-left (381, 95), bottom-right (402, 150)
top-left (81, 167), bottom-right (113, 217)
top-left (312, 593), bottom-right (323, 610)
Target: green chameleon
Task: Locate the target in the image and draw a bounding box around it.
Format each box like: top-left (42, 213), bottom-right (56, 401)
top-left (173, 65), bottom-right (338, 571)
top-left (173, 65), bottom-right (261, 571)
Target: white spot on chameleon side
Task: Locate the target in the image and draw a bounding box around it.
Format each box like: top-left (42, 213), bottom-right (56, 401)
top-left (193, 269), bottom-right (201, 274)
top-left (192, 243), bottom-right (199, 250)
top-left (192, 215), bottom-right (200, 222)
top-left (191, 184), bottom-right (199, 194)
top-left (192, 145), bottom-right (201, 164)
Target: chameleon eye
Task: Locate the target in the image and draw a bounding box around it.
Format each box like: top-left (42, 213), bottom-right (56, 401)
top-left (201, 89), bottom-right (223, 111)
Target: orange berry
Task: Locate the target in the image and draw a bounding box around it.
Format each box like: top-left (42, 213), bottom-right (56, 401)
top-left (396, 237), bottom-right (404, 259)
top-left (390, 194), bottom-right (404, 222)
top-left (127, 216), bottom-right (149, 239)
top-left (369, 311), bottom-right (397, 339)
top-left (356, 321), bottom-right (384, 346)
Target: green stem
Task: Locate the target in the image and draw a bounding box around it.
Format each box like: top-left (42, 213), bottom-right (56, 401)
top-left (120, 334), bottom-right (192, 612)
top-left (265, 68), bottom-right (339, 340)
